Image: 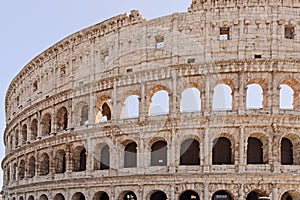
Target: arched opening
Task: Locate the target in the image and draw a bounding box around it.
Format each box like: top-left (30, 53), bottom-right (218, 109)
top-left (55, 150), bottom-right (66, 173)
top-left (151, 141), bottom-right (167, 166)
top-left (246, 191), bottom-right (269, 200)
top-left (54, 194), bottom-right (65, 200)
top-left (73, 147), bottom-right (86, 172)
top-left (246, 84), bottom-right (263, 109)
top-left (28, 196), bottom-right (34, 200)
top-left (21, 124), bottom-right (27, 143)
top-left (93, 191), bottom-right (109, 200)
top-left (95, 98), bottom-right (113, 123)
top-left (281, 138), bottom-right (293, 165)
top-left (39, 194), bottom-right (48, 200)
top-left (12, 163), bottom-right (17, 180)
top-left (15, 130), bottom-right (19, 147)
top-left (57, 106), bottom-right (68, 130)
top-left (213, 137), bottom-right (233, 165)
top-left (124, 142), bottom-right (137, 168)
top-left (247, 137), bottom-right (264, 164)
top-left (102, 103), bottom-right (112, 122)
top-left (80, 105), bottom-right (89, 126)
top-left (213, 84), bottom-right (232, 110)
top-left (18, 160), bottom-right (25, 180)
top-left (150, 191), bottom-right (167, 200)
top-left (180, 190), bottom-right (200, 200)
top-left (30, 119), bottom-right (38, 140)
top-left (100, 145), bottom-right (110, 170)
top-left (180, 139), bottom-right (200, 165)
top-left (41, 113), bottom-right (52, 136)
top-left (212, 190), bottom-right (232, 200)
top-left (72, 192), bottom-right (86, 200)
top-left (150, 90), bottom-right (169, 116)
top-left (122, 95), bottom-right (139, 119)
top-left (180, 88), bottom-right (201, 112)
top-left (123, 191), bottom-right (137, 200)
top-left (281, 191), bottom-right (300, 200)
top-left (19, 197), bottom-right (24, 200)
top-left (280, 84), bottom-right (294, 109)
top-left (27, 156), bottom-right (35, 178)
top-left (40, 153), bottom-right (50, 175)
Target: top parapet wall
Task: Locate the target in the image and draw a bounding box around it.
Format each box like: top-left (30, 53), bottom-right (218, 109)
top-left (188, 0), bottom-right (300, 11)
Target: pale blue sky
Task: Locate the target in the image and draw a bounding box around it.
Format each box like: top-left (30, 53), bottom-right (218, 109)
top-left (0, 0), bottom-right (191, 187)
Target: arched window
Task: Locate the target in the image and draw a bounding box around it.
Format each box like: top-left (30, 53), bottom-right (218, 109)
top-left (80, 105), bottom-right (89, 126)
top-left (123, 191), bottom-right (137, 200)
top-left (18, 160), bottom-right (25, 180)
top-left (73, 147), bottom-right (86, 172)
top-left (30, 119), bottom-right (38, 140)
top-left (57, 107), bottom-right (68, 130)
top-left (281, 138), bottom-right (293, 165)
top-left (246, 191), bottom-right (269, 200)
top-left (54, 194), bottom-right (65, 200)
top-left (39, 195), bottom-right (48, 200)
top-left (281, 191), bottom-right (300, 200)
top-left (180, 88), bottom-right (201, 112)
top-left (21, 124), bottom-right (27, 143)
top-left (246, 84), bottom-right (263, 109)
top-left (96, 99), bottom-right (113, 123)
top-left (180, 139), bottom-right (200, 165)
top-left (122, 95), bottom-right (139, 118)
top-left (93, 191), bottom-right (109, 200)
top-left (41, 113), bottom-right (52, 136)
top-left (101, 103), bottom-right (112, 122)
top-left (28, 196), bottom-right (34, 200)
top-left (55, 150), bottom-right (66, 173)
top-left (213, 84), bottom-right (232, 110)
top-left (40, 153), bottom-right (50, 175)
top-left (100, 145), bottom-right (110, 170)
top-left (280, 84), bottom-right (294, 109)
top-left (124, 142), bottom-right (137, 168)
top-left (151, 141), bottom-right (167, 166)
top-left (72, 192), bottom-right (85, 200)
top-left (247, 137), bottom-right (263, 164)
top-left (19, 197), bottom-right (24, 200)
top-left (180, 190), bottom-right (200, 200)
top-left (213, 137), bottom-right (233, 165)
top-left (212, 190), bottom-right (232, 200)
top-left (28, 156), bottom-right (35, 178)
top-left (150, 90), bottom-right (169, 116)
top-left (150, 191), bottom-right (167, 200)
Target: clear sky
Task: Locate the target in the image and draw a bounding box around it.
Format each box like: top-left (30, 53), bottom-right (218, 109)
top-left (0, 0), bottom-right (191, 188)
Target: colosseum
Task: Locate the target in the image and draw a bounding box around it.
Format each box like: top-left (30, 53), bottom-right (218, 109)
top-left (2, 0), bottom-right (300, 199)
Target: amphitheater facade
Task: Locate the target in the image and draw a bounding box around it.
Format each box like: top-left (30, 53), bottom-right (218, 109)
top-left (2, 0), bottom-right (300, 199)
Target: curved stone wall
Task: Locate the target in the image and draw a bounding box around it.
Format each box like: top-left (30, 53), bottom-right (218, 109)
top-left (2, 1), bottom-right (300, 200)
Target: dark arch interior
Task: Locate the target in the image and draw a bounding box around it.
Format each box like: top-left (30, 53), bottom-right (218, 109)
top-left (212, 190), bottom-right (232, 200)
top-left (150, 191), bottom-right (167, 200)
top-left (247, 137), bottom-right (263, 164)
top-left (100, 145), bottom-right (110, 170)
top-left (151, 141), bottom-right (167, 166)
top-left (213, 137), bottom-right (233, 165)
top-left (281, 138), bottom-right (293, 165)
top-left (124, 142), bottom-right (137, 168)
top-left (246, 191), bottom-right (269, 200)
top-left (72, 193), bottom-right (85, 200)
top-left (79, 148), bottom-right (87, 171)
top-left (180, 190), bottom-right (200, 200)
top-left (180, 139), bottom-right (200, 165)
top-left (123, 191), bottom-right (137, 200)
top-left (54, 194), bottom-right (65, 200)
top-left (102, 103), bottom-right (111, 121)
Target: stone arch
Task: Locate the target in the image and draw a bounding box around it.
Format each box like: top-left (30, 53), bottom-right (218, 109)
top-left (180, 138), bottom-right (200, 165)
top-left (27, 156), bottom-right (35, 178)
top-left (57, 106), bottom-right (68, 131)
top-left (120, 191), bottom-right (137, 200)
top-left (212, 137), bottom-right (234, 165)
top-left (94, 143), bottom-right (110, 170)
top-left (28, 196), bottom-right (34, 200)
top-left (281, 190), bottom-right (300, 200)
top-left (212, 82), bottom-right (233, 110)
top-left (73, 146), bottom-right (86, 172)
top-left (247, 133), bottom-right (268, 164)
top-left (93, 191), bottom-right (109, 200)
top-left (179, 190), bottom-right (200, 200)
top-left (149, 85), bottom-right (171, 116)
top-left (21, 124), bottom-right (27, 143)
top-left (19, 196), bottom-right (24, 200)
top-left (95, 95), bottom-right (112, 123)
top-left (54, 193), bottom-right (65, 200)
top-left (121, 94), bottom-right (140, 119)
top-left (41, 113), bottom-right (52, 136)
top-left (124, 141), bottom-right (137, 168)
top-left (149, 190), bottom-right (167, 200)
top-left (39, 153), bottom-right (50, 176)
top-left (18, 159), bottom-right (25, 180)
top-left (180, 86), bottom-right (201, 113)
top-left (280, 134), bottom-right (300, 165)
top-left (55, 149), bottom-right (66, 173)
top-left (151, 140), bottom-right (168, 166)
top-left (30, 119), bottom-right (38, 140)
top-left (72, 192), bottom-right (86, 200)
top-left (75, 101), bottom-right (89, 126)
top-left (280, 78), bottom-right (300, 109)
top-left (246, 190), bottom-right (269, 200)
top-left (246, 83), bottom-right (264, 109)
top-left (246, 78), bottom-right (268, 108)
top-left (211, 190), bottom-right (233, 200)
top-left (39, 194), bottom-right (48, 200)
